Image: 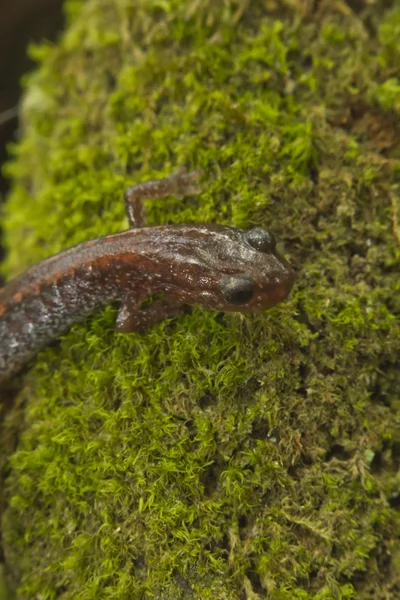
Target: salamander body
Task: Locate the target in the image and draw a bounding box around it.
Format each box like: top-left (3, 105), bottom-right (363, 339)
top-left (0, 169), bottom-right (295, 384)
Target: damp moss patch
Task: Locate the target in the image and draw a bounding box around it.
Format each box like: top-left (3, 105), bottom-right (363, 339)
top-left (1, 1), bottom-right (400, 599)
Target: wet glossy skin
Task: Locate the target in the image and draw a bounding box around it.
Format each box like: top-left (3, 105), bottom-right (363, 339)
top-left (0, 169), bottom-right (295, 385)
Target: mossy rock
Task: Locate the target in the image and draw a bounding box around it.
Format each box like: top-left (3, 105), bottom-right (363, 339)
top-left (1, 0), bottom-right (400, 598)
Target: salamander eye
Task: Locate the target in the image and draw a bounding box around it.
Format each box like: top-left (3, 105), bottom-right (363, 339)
top-left (220, 275), bottom-right (255, 306)
top-left (244, 228), bottom-right (276, 253)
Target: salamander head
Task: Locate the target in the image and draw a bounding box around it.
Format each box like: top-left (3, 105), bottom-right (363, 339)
top-left (212, 228), bottom-right (295, 312)
top-left (213, 227), bottom-right (295, 312)
top-left (156, 225), bottom-right (295, 313)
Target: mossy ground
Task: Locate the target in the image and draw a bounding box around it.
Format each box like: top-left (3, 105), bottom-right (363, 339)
top-left (0, 0), bottom-right (399, 598)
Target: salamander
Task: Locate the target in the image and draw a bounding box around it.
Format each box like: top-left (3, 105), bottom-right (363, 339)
top-left (0, 168), bottom-right (295, 385)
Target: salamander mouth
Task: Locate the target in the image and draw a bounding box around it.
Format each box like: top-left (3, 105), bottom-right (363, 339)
top-left (264, 267), bottom-right (295, 304)
top-left (248, 263), bottom-right (295, 310)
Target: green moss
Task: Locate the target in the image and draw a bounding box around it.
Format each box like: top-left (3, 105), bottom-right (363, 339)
top-left (1, 0), bottom-right (400, 599)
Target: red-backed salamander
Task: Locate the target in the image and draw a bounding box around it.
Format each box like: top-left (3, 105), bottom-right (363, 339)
top-left (0, 168), bottom-right (295, 386)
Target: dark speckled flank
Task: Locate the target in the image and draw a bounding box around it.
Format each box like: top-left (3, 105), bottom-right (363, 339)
top-left (0, 169), bottom-right (294, 386)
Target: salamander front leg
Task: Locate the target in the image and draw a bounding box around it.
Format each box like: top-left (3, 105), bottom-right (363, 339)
top-left (116, 297), bottom-right (184, 333)
top-left (124, 167), bottom-right (202, 228)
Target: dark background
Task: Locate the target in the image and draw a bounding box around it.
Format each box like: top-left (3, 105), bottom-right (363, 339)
top-left (0, 0), bottom-right (65, 278)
